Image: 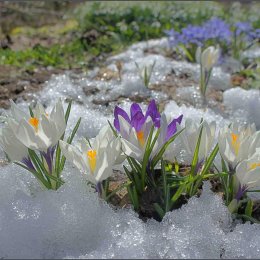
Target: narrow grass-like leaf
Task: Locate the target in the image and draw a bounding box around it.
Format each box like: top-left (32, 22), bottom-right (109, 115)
top-left (154, 203), bottom-right (165, 219)
top-left (141, 125), bottom-right (155, 190)
top-left (152, 128), bottom-right (184, 168)
top-left (65, 99), bottom-right (72, 125)
top-left (108, 120), bottom-right (118, 137)
top-left (29, 106), bottom-right (34, 117)
top-left (190, 124), bottom-right (204, 176)
top-left (60, 117), bottom-right (81, 171)
top-left (14, 161), bottom-right (50, 189)
top-left (200, 144), bottom-right (219, 176)
top-left (170, 184), bottom-right (186, 208)
top-left (245, 199), bottom-right (253, 217)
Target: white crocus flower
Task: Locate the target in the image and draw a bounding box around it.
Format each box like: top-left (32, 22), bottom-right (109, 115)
top-left (200, 46), bottom-right (220, 71)
top-left (0, 126), bottom-right (29, 162)
top-left (236, 149), bottom-right (260, 190)
top-left (7, 99), bottom-right (66, 152)
top-left (218, 123), bottom-right (256, 170)
top-left (179, 119), bottom-right (216, 164)
top-left (119, 116), bottom-right (154, 162)
top-left (59, 125), bottom-right (122, 184)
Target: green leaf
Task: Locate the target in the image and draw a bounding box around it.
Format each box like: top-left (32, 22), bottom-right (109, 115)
top-left (65, 99), bottom-right (72, 125)
top-left (190, 124), bottom-right (204, 176)
top-left (14, 161), bottom-right (50, 189)
top-left (152, 128), bottom-right (184, 168)
top-left (29, 106), bottom-right (34, 117)
top-left (60, 117), bottom-right (81, 172)
top-left (200, 144), bottom-right (219, 176)
top-left (141, 125), bottom-right (155, 190)
top-left (28, 149), bottom-right (49, 177)
top-left (245, 199), bottom-right (253, 217)
top-left (170, 184), bottom-right (186, 207)
top-left (127, 185), bottom-right (139, 211)
top-left (234, 213), bottom-right (260, 224)
top-left (154, 203), bottom-right (165, 219)
top-left (107, 120), bottom-right (118, 137)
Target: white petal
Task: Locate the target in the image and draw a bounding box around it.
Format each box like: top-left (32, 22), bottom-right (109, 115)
top-left (59, 140), bottom-right (88, 173)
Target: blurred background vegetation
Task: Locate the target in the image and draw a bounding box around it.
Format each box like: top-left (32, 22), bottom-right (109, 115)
top-left (0, 1), bottom-right (259, 72)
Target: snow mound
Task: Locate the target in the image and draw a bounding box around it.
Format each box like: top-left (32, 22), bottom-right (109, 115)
top-left (223, 87), bottom-right (260, 129)
top-left (0, 163), bottom-right (234, 259)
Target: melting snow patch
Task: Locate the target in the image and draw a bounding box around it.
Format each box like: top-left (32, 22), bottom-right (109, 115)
top-left (223, 87), bottom-right (260, 129)
top-left (0, 167), bottom-right (234, 259)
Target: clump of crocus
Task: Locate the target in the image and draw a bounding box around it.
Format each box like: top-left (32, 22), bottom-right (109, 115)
top-left (217, 122), bottom-right (260, 221)
top-left (112, 100), bottom-right (191, 218)
top-left (218, 122), bottom-right (256, 171)
top-left (227, 149), bottom-right (260, 215)
top-left (59, 125), bottom-right (123, 199)
top-left (0, 99), bottom-right (81, 190)
top-left (196, 45), bottom-right (220, 100)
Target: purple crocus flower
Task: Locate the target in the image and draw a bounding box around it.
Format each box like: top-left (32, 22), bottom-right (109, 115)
top-left (114, 99), bottom-right (161, 132)
top-left (165, 114), bottom-right (183, 142)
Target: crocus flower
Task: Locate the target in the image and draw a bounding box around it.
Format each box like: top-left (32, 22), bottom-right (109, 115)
top-left (179, 119), bottom-right (216, 164)
top-left (0, 126), bottom-right (35, 170)
top-left (198, 46), bottom-right (220, 71)
top-left (114, 100), bottom-right (161, 161)
top-left (59, 125), bottom-right (122, 185)
top-left (154, 113), bottom-right (183, 158)
top-left (235, 150), bottom-right (260, 198)
top-left (218, 123), bottom-right (256, 171)
top-left (7, 99), bottom-right (66, 153)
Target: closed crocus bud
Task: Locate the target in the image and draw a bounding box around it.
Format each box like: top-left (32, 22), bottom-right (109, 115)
top-left (218, 123), bottom-right (256, 170)
top-left (8, 99), bottom-right (66, 153)
top-left (180, 119), bottom-right (216, 164)
top-left (59, 125), bottom-right (122, 185)
top-left (201, 46), bottom-right (220, 71)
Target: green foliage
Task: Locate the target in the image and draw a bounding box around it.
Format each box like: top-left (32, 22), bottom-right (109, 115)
top-left (0, 39), bottom-right (87, 70)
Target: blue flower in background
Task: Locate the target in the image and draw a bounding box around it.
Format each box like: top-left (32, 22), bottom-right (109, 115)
top-left (166, 17), bottom-right (258, 51)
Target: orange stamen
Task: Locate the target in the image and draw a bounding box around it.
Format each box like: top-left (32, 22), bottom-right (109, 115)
top-left (87, 149), bottom-right (97, 173)
top-left (231, 133), bottom-right (240, 156)
top-left (136, 130), bottom-right (145, 147)
top-left (29, 117), bottom-right (39, 132)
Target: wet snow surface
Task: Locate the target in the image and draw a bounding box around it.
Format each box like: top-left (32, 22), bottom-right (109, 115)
top-left (1, 38), bottom-right (260, 258)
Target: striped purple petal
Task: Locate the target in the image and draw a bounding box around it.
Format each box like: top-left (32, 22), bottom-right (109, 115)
top-left (146, 99), bottom-right (161, 128)
top-left (131, 111), bottom-right (146, 132)
top-left (130, 103), bottom-right (143, 119)
top-left (114, 106), bottom-right (131, 131)
top-left (165, 114), bottom-right (183, 141)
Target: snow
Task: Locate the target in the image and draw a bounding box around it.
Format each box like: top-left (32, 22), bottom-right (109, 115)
top-left (1, 37), bottom-right (260, 258)
top-left (223, 87), bottom-right (260, 129)
top-left (0, 166), bottom-right (234, 259)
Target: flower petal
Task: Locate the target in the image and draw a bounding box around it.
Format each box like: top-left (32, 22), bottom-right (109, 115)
top-left (166, 114), bottom-right (183, 141)
top-left (146, 99), bottom-right (161, 127)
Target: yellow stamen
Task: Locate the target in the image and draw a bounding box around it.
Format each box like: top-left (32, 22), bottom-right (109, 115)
top-left (231, 133), bottom-right (240, 156)
top-left (136, 130), bottom-right (145, 147)
top-left (29, 117), bottom-right (39, 132)
top-left (249, 162), bottom-right (260, 171)
top-left (87, 149), bottom-right (97, 173)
